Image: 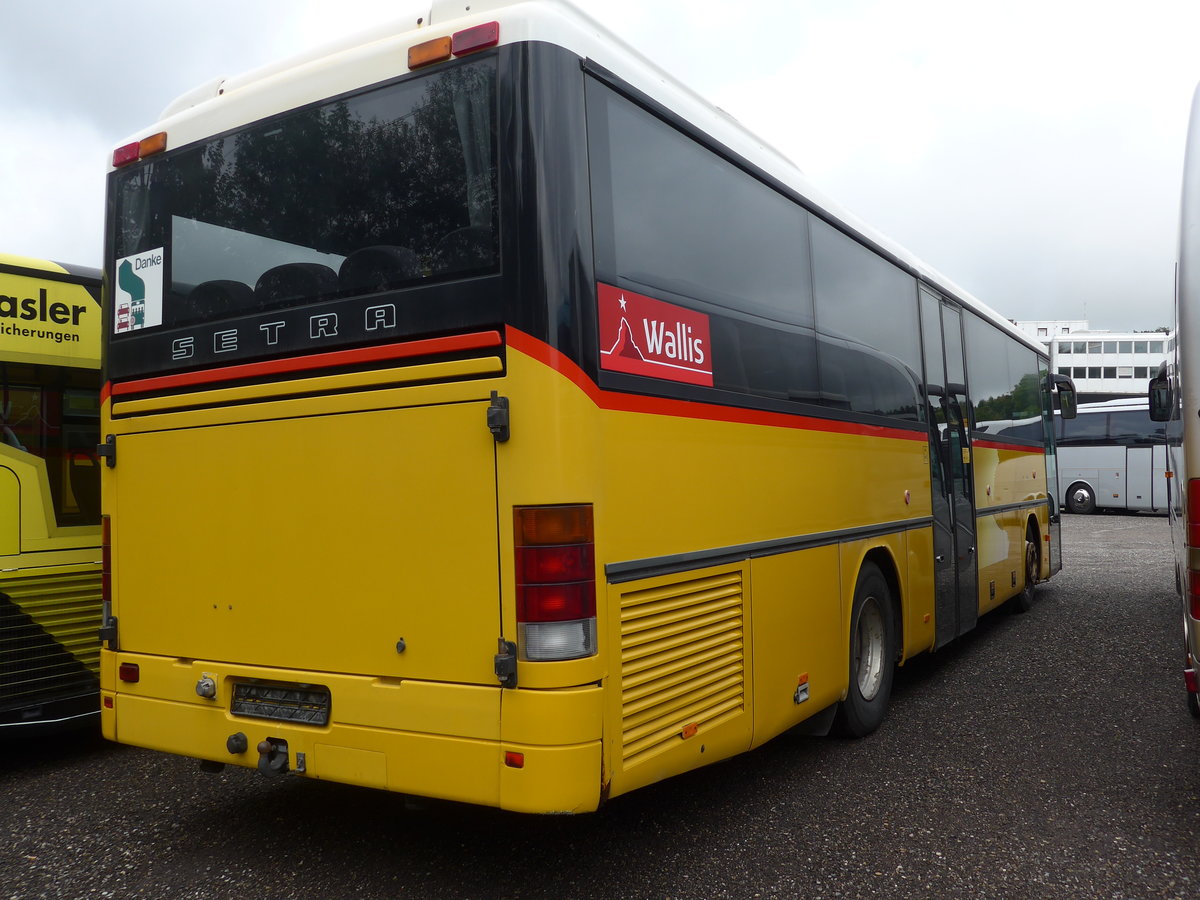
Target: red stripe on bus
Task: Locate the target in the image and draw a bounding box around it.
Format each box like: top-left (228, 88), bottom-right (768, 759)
top-left (110, 330), bottom-right (503, 398)
top-left (506, 326), bottom-right (927, 442)
top-left (973, 438), bottom-right (1046, 455)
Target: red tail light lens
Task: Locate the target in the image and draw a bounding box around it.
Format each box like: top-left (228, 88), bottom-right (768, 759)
top-left (515, 544), bottom-right (594, 584)
top-left (118, 663), bottom-right (140, 683)
top-left (514, 505), bottom-right (597, 661)
top-left (112, 142), bottom-right (140, 168)
top-left (517, 582), bottom-right (596, 623)
top-left (452, 22), bottom-right (500, 56)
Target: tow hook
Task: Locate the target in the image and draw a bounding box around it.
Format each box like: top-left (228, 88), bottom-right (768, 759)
top-left (256, 739), bottom-right (289, 776)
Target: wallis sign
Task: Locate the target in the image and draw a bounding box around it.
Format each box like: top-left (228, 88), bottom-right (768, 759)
top-left (597, 282), bottom-right (713, 387)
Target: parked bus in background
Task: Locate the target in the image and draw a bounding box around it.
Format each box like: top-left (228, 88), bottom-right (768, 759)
top-left (1057, 398), bottom-right (1170, 515)
top-left (1151, 79), bottom-right (1200, 718)
top-left (1, 254), bottom-right (103, 738)
top-left (99, 0), bottom-right (1076, 811)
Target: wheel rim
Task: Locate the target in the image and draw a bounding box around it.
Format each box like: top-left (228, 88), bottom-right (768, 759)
top-left (1025, 540), bottom-right (1037, 588)
top-left (1071, 487), bottom-right (1090, 509)
top-left (854, 596), bottom-right (885, 700)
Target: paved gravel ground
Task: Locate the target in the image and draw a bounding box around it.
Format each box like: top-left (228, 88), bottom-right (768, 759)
top-left (3, 514), bottom-right (1198, 899)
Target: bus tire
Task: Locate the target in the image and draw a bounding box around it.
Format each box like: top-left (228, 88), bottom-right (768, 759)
top-left (1009, 526), bottom-right (1039, 614)
top-left (1066, 482), bottom-right (1096, 515)
top-left (1188, 688), bottom-right (1200, 719)
top-left (834, 562), bottom-right (895, 738)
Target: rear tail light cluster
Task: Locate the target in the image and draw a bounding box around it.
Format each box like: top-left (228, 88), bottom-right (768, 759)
top-left (1189, 481), bottom-right (1200, 619)
top-left (514, 505), bottom-right (596, 661)
top-left (408, 21), bottom-right (500, 69)
top-left (112, 132), bottom-right (167, 168)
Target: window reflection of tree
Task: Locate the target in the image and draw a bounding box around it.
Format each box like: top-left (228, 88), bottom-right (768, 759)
top-left (175, 61), bottom-right (497, 271)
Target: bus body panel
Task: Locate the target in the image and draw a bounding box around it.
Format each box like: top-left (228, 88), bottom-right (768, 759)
top-left (110, 398), bottom-right (502, 683)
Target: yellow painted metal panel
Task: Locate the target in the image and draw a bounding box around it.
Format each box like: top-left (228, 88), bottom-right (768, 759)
top-left (0, 466), bottom-right (17, 555)
top-left (747, 546), bottom-right (843, 748)
top-left (112, 401), bottom-right (500, 683)
top-left (498, 741), bottom-right (602, 813)
top-left (111, 692), bottom-right (504, 807)
top-left (111, 356), bottom-right (503, 417)
top-left (902, 526), bottom-right (937, 659)
top-left (499, 684), bottom-right (602, 745)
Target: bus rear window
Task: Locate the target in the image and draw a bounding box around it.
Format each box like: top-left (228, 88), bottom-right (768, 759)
top-left (112, 57), bottom-right (498, 331)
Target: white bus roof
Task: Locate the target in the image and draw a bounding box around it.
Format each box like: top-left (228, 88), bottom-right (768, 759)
top-left (124, 0), bottom-right (1040, 356)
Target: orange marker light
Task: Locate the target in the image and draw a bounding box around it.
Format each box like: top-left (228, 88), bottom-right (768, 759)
top-left (681, 723), bottom-right (698, 739)
top-left (408, 36), bottom-right (452, 69)
top-left (139, 132), bottom-right (168, 158)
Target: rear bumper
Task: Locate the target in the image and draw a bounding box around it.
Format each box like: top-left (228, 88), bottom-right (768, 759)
top-left (0, 691), bottom-right (99, 741)
top-left (100, 650), bottom-right (603, 813)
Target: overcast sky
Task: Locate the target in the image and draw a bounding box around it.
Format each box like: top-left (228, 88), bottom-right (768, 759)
top-left (2, 0), bottom-right (1197, 331)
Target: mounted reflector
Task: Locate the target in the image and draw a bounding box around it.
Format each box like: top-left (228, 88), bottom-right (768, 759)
top-left (452, 22), bottom-right (499, 56)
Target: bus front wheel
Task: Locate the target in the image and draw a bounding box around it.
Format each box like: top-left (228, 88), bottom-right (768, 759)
top-left (1066, 483), bottom-right (1096, 515)
top-left (834, 562), bottom-right (895, 737)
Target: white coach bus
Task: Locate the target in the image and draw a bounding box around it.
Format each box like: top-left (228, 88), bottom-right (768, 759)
top-left (1057, 398), bottom-right (1170, 515)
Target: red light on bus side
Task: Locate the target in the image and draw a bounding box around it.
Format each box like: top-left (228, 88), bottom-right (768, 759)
top-left (118, 663), bottom-right (140, 683)
top-left (517, 582), bottom-right (596, 623)
top-left (515, 544), bottom-right (594, 584)
top-left (112, 142), bottom-right (140, 168)
top-left (112, 132), bottom-right (168, 167)
top-left (452, 22), bottom-right (499, 56)
top-left (1188, 479), bottom-right (1200, 547)
top-left (504, 751), bottom-right (525, 769)
top-left (514, 505), bottom-right (597, 661)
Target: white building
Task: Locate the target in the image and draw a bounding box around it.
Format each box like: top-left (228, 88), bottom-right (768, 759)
top-left (1012, 319), bottom-right (1089, 351)
top-left (1011, 320), bottom-right (1172, 401)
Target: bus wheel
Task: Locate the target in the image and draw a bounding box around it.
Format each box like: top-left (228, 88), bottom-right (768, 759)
top-left (1010, 528), bottom-right (1039, 614)
top-left (1066, 483), bottom-right (1096, 514)
top-left (834, 562), bottom-right (895, 737)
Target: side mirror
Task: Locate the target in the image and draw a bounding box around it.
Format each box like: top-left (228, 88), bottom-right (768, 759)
top-left (1148, 369), bottom-right (1172, 422)
top-left (1058, 386), bottom-right (1077, 420)
top-left (1051, 374), bottom-right (1077, 420)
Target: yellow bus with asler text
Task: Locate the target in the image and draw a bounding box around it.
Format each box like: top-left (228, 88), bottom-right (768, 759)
top-left (1, 253), bottom-right (103, 738)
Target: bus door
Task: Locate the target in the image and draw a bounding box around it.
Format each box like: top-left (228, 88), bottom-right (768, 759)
top-left (1125, 441), bottom-right (1170, 511)
top-left (922, 292), bottom-right (979, 647)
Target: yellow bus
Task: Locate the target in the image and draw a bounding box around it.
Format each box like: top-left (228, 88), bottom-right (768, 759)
top-left (99, 0), bottom-right (1075, 811)
top-left (1, 254), bottom-right (103, 738)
